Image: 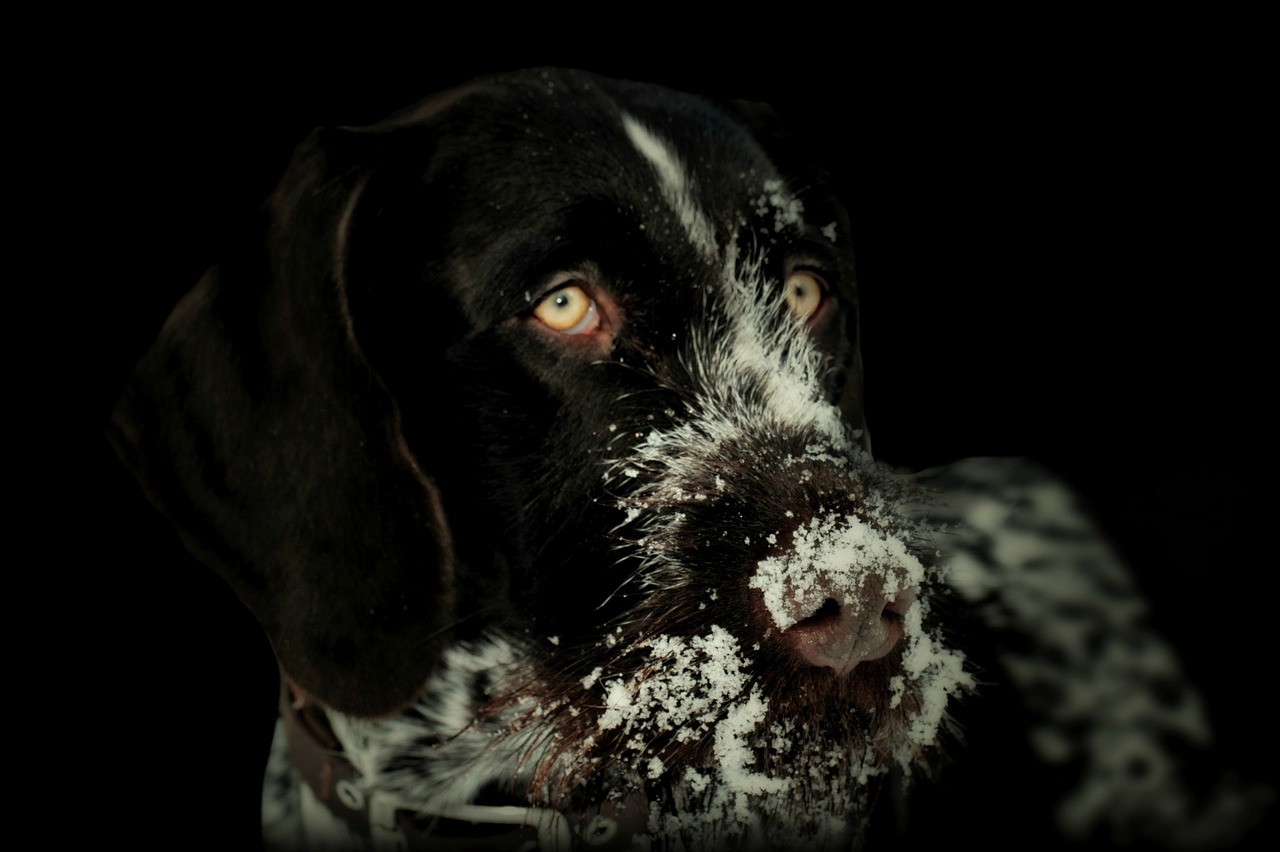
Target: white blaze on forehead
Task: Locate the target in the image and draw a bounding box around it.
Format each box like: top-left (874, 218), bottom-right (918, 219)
top-left (617, 110), bottom-right (837, 449)
top-left (621, 112), bottom-right (717, 260)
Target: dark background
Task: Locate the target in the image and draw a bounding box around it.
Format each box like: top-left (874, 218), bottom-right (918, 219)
top-left (85, 25), bottom-right (1269, 849)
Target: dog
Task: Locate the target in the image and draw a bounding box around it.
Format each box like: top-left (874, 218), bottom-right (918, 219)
top-left (109, 68), bottom-right (1265, 850)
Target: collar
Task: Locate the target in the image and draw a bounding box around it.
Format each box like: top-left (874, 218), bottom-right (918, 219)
top-left (278, 678), bottom-right (646, 850)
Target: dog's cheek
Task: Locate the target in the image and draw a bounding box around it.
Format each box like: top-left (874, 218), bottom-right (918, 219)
top-left (410, 334), bottom-right (650, 631)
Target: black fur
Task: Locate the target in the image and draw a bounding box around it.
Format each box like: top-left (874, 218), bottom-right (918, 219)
top-left (110, 68), bottom-right (1270, 851)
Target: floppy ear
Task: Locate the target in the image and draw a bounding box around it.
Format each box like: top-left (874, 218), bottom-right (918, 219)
top-left (726, 98), bottom-right (870, 449)
top-left (110, 124), bottom-right (455, 718)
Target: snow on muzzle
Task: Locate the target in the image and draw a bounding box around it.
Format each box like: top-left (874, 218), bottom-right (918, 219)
top-left (614, 415), bottom-right (925, 678)
top-left (751, 505), bottom-right (922, 676)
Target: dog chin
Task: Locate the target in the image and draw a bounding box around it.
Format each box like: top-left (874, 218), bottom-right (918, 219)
top-left (497, 628), bottom-right (951, 848)
top-left (466, 579), bottom-right (963, 847)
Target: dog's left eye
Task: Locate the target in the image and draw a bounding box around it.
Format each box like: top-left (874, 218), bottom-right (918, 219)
top-left (533, 284), bottom-right (600, 335)
top-left (784, 271), bottom-right (826, 322)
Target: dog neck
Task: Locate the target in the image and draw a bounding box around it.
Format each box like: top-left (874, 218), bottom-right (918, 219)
top-left (276, 677), bottom-right (647, 850)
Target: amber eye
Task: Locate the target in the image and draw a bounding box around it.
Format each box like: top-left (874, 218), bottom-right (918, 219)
top-left (533, 284), bottom-right (599, 334)
top-left (784, 271), bottom-right (825, 321)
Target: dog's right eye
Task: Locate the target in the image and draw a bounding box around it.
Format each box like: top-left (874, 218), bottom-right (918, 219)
top-left (533, 284), bottom-right (600, 335)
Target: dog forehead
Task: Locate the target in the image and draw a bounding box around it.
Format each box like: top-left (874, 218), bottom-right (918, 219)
top-left (402, 69), bottom-right (804, 323)
top-left (435, 68), bottom-right (781, 199)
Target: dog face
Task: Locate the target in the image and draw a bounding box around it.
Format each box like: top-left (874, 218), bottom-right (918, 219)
top-left (112, 69), bottom-right (972, 848)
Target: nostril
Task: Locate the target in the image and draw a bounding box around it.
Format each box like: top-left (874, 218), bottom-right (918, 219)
top-left (777, 587), bottom-right (911, 676)
top-left (796, 597), bottom-right (842, 627)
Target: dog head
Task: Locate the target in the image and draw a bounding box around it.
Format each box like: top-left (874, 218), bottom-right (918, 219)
top-left (111, 68), bottom-right (971, 847)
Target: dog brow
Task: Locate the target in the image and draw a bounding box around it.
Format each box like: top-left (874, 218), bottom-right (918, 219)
top-left (620, 112), bottom-right (718, 261)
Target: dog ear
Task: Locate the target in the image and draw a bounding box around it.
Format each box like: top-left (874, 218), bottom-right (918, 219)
top-left (110, 122), bottom-right (456, 718)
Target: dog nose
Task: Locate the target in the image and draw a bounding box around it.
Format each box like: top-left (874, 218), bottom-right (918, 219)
top-left (762, 570), bottom-right (916, 675)
top-left (746, 494), bottom-right (924, 676)
top-left (780, 585), bottom-right (915, 675)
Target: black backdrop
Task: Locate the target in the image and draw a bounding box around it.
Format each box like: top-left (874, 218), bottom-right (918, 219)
top-left (87, 30), bottom-right (1269, 850)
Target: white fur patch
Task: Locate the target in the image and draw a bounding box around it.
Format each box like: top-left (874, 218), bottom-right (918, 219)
top-left (328, 637), bottom-right (563, 815)
top-left (916, 458), bottom-right (1268, 847)
top-left (621, 112), bottom-right (718, 260)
